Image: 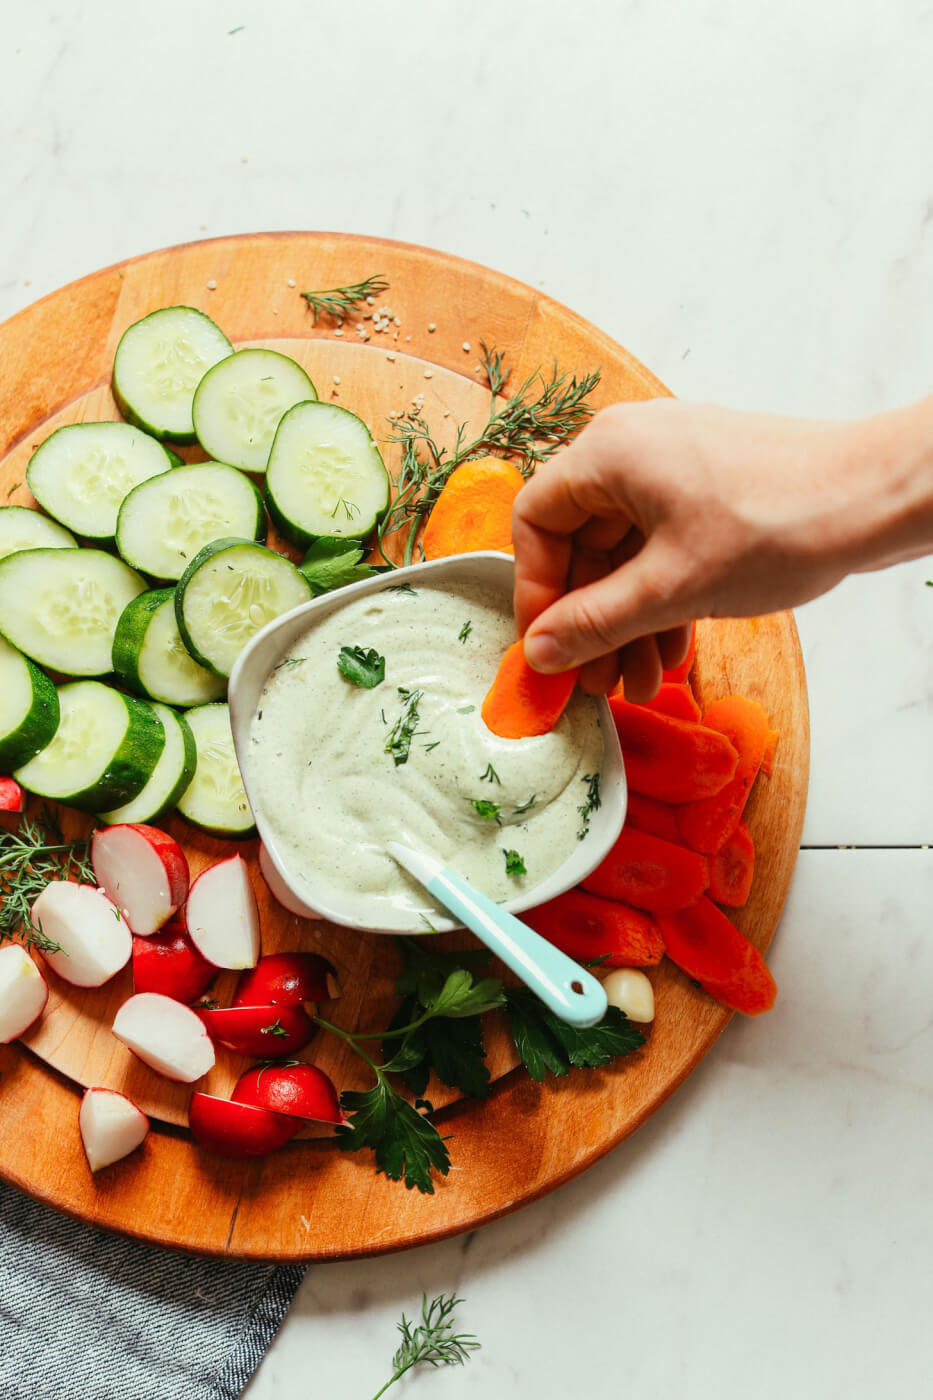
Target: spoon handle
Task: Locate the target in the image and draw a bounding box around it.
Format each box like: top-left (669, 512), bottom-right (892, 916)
top-left (387, 843), bottom-right (608, 1029)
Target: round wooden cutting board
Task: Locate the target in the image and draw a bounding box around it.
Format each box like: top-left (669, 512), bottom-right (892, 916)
top-left (0, 233), bottom-right (809, 1260)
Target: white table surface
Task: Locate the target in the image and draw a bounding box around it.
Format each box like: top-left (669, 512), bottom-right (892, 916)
top-left (2, 2), bottom-right (932, 1396)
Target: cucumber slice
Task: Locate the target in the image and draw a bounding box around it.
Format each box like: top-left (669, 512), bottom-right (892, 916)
top-left (0, 506), bottom-right (77, 562)
top-left (265, 401), bottom-right (389, 548)
top-left (15, 682), bottom-right (165, 812)
top-left (99, 702), bottom-right (196, 825)
top-left (0, 548), bottom-right (146, 676)
top-left (192, 348), bottom-right (317, 474)
top-left (112, 306), bottom-right (233, 443)
top-left (115, 462), bottom-right (265, 581)
top-left (112, 588), bottom-right (226, 707)
top-left (175, 538), bottom-right (311, 678)
top-left (26, 423), bottom-right (174, 542)
top-left (176, 702), bottom-right (255, 837)
top-left (0, 636), bottom-right (60, 770)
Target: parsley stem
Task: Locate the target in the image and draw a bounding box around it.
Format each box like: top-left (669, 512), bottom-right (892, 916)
top-left (314, 1011), bottom-right (433, 1047)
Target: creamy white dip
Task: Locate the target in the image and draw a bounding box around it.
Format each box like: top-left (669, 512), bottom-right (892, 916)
top-left (246, 576), bottom-right (603, 929)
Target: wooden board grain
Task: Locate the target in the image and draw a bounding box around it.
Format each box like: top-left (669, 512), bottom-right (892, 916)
top-left (0, 233), bottom-right (808, 1260)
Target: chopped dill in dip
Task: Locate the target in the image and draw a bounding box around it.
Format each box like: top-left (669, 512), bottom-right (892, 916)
top-left (246, 578), bottom-right (603, 929)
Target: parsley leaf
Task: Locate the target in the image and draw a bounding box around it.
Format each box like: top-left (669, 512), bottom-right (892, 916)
top-left (336, 1079), bottom-right (450, 1193)
top-left (299, 537), bottom-right (377, 594)
top-left (502, 849), bottom-right (526, 877)
top-left (504, 988), bottom-right (644, 1083)
top-left (384, 993), bottom-right (492, 1101)
top-left (337, 644), bottom-right (386, 689)
top-left (471, 798), bottom-right (502, 824)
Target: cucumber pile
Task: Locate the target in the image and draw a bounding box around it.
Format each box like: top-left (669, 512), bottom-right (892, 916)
top-left (0, 301), bottom-right (389, 836)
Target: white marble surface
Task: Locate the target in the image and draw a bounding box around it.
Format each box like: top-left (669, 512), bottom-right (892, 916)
top-left (2, 2), bottom-right (932, 1395)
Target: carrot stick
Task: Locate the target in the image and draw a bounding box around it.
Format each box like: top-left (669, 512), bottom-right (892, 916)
top-left (609, 697), bottom-right (739, 803)
top-left (761, 729), bottom-right (780, 778)
top-left (423, 456), bottom-right (526, 559)
top-left (676, 696), bottom-right (768, 853)
top-left (482, 640), bottom-right (579, 738)
top-left (624, 792), bottom-right (683, 843)
top-left (662, 621), bottom-right (696, 684)
top-left (524, 888), bottom-right (665, 966)
top-left (582, 827), bottom-right (709, 912)
top-left (642, 682), bottom-right (701, 723)
top-left (656, 896), bottom-right (777, 1015)
top-left (707, 820), bottom-right (755, 907)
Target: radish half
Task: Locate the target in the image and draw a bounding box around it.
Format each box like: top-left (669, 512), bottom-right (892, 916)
top-left (234, 952), bottom-right (340, 1010)
top-left (79, 1087), bottom-right (149, 1171)
top-left (232, 1063), bottom-right (346, 1125)
top-left (91, 823), bottom-right (189, 936)
top-left (188, 1093), bottom-right (299, 1157)
top-left (199, 1003), bottom-right (314, 1057)
top-left (0, 944), bottom-right (48, 1041)
top-left (32, 881), bottom-right (132, 987)
top-left (113, 992), bottom-right (215, 1082)
top-left (132, 918), bottom-right (215, 1003)
top-left (0, 778), bottom-right (24, 812)
top-left (186, 855), bottom-right (260, 969)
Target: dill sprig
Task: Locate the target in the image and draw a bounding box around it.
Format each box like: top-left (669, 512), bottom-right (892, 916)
top-left (372, 1293), bottom-right (480, 1398)
top-left (300, 274), bottom-right (390, 324)
top-left (376, 346), bottom-right (600, 566)
top-left (0, 809), bottom-right (94, 953)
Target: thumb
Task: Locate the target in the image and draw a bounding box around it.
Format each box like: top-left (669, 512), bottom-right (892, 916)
top-left (522, 544), bottom-right (682, 672)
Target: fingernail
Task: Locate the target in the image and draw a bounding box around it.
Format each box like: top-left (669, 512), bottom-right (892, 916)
top-left (524, 632), bottom-right (573, 673)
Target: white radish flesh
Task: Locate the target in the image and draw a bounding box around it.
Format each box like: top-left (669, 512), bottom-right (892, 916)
top-left (79, 1087), bottom-right (149, 1171)
top-left (31, 882), bottom-right (132, 987)
top-left (91, 823), bottom-right (189, 937)
top-left (186, 855), bottom-right (260, 969)
top-left (112, 992), bottom-right (215, 1082)
top-left (0, 944), bottom-right (48, 1041)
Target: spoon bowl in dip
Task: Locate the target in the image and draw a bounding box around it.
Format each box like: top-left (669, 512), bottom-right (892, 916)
top-left (228, 551), bottom-right (628, 937)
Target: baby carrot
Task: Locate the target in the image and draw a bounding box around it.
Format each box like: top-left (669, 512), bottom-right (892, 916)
top-left (656, 896), bottom-right (777, 1015)
top-left (609, 697), bottom-right (739, 803)
top-left (642, 682), bottom-right (701, 723)
top-left (582, 826), bottom-right (709, 912)
top-left (423, 456), bottom-right (526, 559)
top-left (707, 820), bottom-right (755, 907)
top-left (482, 640), bottom-right (579, 738)
top-left (676, 696), bottom-right (768, 854)
top-left (524, 887), bottom-right (665, 966)
top-left (623, 792), bottom-right (684, 843)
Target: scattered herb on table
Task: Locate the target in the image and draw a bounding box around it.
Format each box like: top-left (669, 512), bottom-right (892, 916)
top-left (577, 771), bottom-right (601, 839)
top-left (458, 620), bottom-right (472, 643)
top-left (513, 793), bottom-right (537, 816)
top-left (377, 345), bottom-right (601, 566)
top-left (300, 273), bottom-right (390, 324)
top-left (478, 762), bottom-right (500, 784)
top-left (385, 688), bottom-right (423, 765)
top-left (260, 1018), bottom-right (290, 1039)
top-left (372, 1293), bottom-right (480, 1399)
top-left (471, 798), bottom-right (502, 824)
top-left (337, 645), bottom-right (386, 689)
top-left (503, 849), bottom-right (526, 877)
top-left (300, 538), bottom-right (377, 595)
top-left (0, 809), bottom-right (93, 954)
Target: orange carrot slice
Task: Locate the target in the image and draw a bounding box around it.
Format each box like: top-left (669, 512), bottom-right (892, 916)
top-left (643, 682), bottom-right (701, 723)
top-left (708, 820), bottom-right (755, 907)
top-left (656, 897), bottom-right (777, 1015)
top-left (482, 640), bottom-right (579, 739)
top-left (661, 621), bottom-right (696, 684)
top-left (423, 456), bottom-right (526, 559)
top-left (761, 728), bottom-right (780, 777)
top-left (582, 827), bottom-right (708, 912)
top-left (524, 888), bottom-right (664, 967)
top-left (624, 792), bottom-right (684, 843)
top-left (609, 697), bottom-right (739, 803)
top-left (677, 696), bottom-right (768, 854)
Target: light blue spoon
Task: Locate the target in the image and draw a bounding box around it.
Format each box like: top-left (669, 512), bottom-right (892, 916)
top-left (386, 842), bottom-right (608, 1029)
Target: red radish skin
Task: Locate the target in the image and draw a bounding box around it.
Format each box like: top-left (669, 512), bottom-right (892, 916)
top-left (188, 1093), bottom-right (300, 1158)
top-left (113, 992), bottom-right (215, 1082)
top-left (186, 855), bottom-right (260, 970)
top-left (91, 824), bottom-right (189, 936)
top-left (132, 919), bottom-right (216, 1003)
top-left (199, 1004), bottom-right (314, 1058)
top-left (233, 1064), bottom-right (346, 1125)
top-left (0, 778), bottom-right (25, 812)
top-left (79, 1088), bottom-right (149, 1172)
top-left (31, 881), bottom-right (132, 987)
top-left (234, 953), bottom-right (340, 1010)
top-left (0, 944), bottom-right (48, 1041)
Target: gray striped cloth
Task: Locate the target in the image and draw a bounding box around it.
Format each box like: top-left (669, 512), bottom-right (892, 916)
top-left (0, 1181), bottom-right (304, 1400)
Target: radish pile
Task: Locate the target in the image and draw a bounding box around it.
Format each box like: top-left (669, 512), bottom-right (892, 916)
top-left (0, 818), bottom-right (343, 1170)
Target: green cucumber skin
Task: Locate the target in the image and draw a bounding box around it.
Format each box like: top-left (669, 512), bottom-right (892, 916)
top-left (176, 702), bottom-right (256, 839)
top-left (0, 657), bottom-right (60, 771)
top-left (111, 307), bottom-right (233, 444)
top-left (17, 687), bottom-right (165, 813)
top-left (111, 588), bottom-right (176, 696)
top-left (164, 449), bottom-right (185, 468)
top-left (160, 708), bottom-right (198, 814)
top-left (174, 537), bottom-right (310, 677)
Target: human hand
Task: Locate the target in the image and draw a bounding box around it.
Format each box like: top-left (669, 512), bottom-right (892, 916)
top-left (512, 397), bottom-right (908, 699)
